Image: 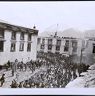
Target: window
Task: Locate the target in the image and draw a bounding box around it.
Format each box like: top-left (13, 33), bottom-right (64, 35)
top-left (11, 31), bottom-right (16, 40)
top-left (72, 41), bottom-right (77, 52)
top-left (64, 46), bottom-right (69, 52)
top-left (93, 44), bottom-right (95, 53)
top-left (48, 51), bottom-right (52, 53)
top-left (56, 39), bottom-right (61, 46)
top-left (64, 40), bottom-right (69, 52)
top-left (65, 40), bottom-right (69, 46)
top-left (48, 39), bottom-right (52, 45)
top-left (19, 43), bottom-right (24, 51)
top-left (0, 41), bottom-right (4, 52)
top-left (10, 43), bottom-right (16, 52)
top-left (56, 45), bottom-right (60, 51)
top-left (55, 52), bottom-right (60, 54)
top-left (37, 38), bottom-right (41, 44)
top-left (48, 45), bottom-right (52, 50)
top-left (0, 29), bottom-right (4, 38)
top-left (20, 32), bottom-right (24, 40)
top-left (40, 44), bottom-right (44, 49)
top-left (28, 34), bottom-right (31, 41)
top-left (27, 43), bottom-right (31, 52)
top-left (42, 38), bottom-right (45, 44)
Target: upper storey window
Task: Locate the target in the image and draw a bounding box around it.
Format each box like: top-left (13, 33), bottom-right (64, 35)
top-left (56, 39), bottom-right (61, 46)
top-left (64, 40), bottom-right (69, 52)
top-left (0, 29), bottom-right (4, 38)
top-left (0, 41), bottom-right (4, 52)
top-left (42, 38), bottom-right (45, 44)
top-left (11, 31), bottom-right (16, 40)
top-left (28, 34), bottom-right (32, 41)
top-left (20, 32), bottom-right (24, 40)
top-left (48, 39), bottom-right (52, 45)
top-left (10, 42), bottom-right (16, 52)
top-left (93, 44), bottom-right (95, 53)
top-left (37, 38), bottom-right (41, 44)
top-left (72, 40), bottom-right (77, 52)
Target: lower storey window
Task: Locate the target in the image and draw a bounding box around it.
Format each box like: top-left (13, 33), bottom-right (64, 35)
top-left (72, 47), bottom-right (77, 52)
top-left (64, 46), bottom-right (69, 52)
top-left (19, 43), bottom-right (24, 51)
top-left (48, 45), bottom-right (52, 50)
top-left (56, 46), bottom-right (60, 51)
top-left (0, 41), bottom-right (4, 52)
top-left (40, 44), bottom-right (44, 49)
top-left (10, 42), bottom-right (16, 52)
top-left (55, 52), bottom-right (60, 54)
top-left (93, 44), bottom-right (95, 53)
top-left (27, 43), bottom-right (31, 52)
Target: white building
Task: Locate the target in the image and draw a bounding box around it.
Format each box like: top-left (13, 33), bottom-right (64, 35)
top-left (82, 30), bottom-right (95, 65)
top-left (37, 32), bottom-right (85, 64)
top-left (0, 21), bottom-right (38, 65)
top-left (37, 28), bottom-right (95, 65)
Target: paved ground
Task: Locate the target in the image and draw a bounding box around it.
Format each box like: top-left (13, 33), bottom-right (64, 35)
top-left (0, 66), bottom-right (47, 88)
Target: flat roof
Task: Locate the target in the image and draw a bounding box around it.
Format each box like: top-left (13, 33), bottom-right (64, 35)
top-left (0, 22), bottom-right (38, 34)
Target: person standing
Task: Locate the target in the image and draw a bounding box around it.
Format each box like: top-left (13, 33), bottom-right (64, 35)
top-left (0, 74), bottom-right (5, 87)
top-left (10, 79), bottom-right (18, 88)
top-left (7, 60), bottom-right (11, 70)
top-left (11, 62), bottom-right (15, 77)
top-left (18, 82), bottom-right (23, 88)
top-left (15, 59), bottom-right (18, 71)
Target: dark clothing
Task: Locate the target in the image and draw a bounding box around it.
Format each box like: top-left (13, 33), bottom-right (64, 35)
top-left (0, 74), bottom-right (5, 87)
top-left (10, 81), bottom-right (18, 88)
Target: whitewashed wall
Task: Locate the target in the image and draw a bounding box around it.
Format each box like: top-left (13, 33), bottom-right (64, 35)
top-left (0, 30), bottom-right (38, 65)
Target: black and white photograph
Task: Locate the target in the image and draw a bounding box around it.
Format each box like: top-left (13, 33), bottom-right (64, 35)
top-left (0, 1), bottom-right (95, 95)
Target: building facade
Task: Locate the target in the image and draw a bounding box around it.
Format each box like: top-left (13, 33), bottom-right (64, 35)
top-left (37, 33), bottom-right (85, 64)
top-left (82, 38), bottom-right (95, 65)
top-left (0, 22), bottom-right (38, 65)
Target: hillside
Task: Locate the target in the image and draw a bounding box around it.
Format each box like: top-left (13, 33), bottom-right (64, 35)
top-left (39, 28), bottom-right (84, 38)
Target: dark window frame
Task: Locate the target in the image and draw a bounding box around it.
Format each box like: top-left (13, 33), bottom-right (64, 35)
top-left (40, 44), bottom-right (44, 49)
top-left (19, 42), bottom-right (24, 51)
top-left (48, 39), bottom-right (52, 45)
top-left (37, 38), bottom-right (41, 44)
top-left (28, 34), bottom-right (32, 41)
top-left (48, 45), bottom-right (52, 50)
top-left (56, 39), bottom-right (61, 46)
top-left (11, 31), bottom-right (16, 40)
top-left (93, 44), bottom-right (95, 53)
top-left (27, 43), bottom-right (31, 52)
top-left (10, 42), bottom-right (16, 52)
top-left (0, 41), bottom-right (4, 52)
top-left (20, 32), bottom-right (24, 40)
top-left (42, 38), bottom-right (45, 44)
top-left (64, 40), bottom-right (69, 52)
top-left (0, 29), bottom-right (4, 38)
top-left (64, 46), bottom-right (69, 52)
top-left (56, 45), bottom-right (60, 51)
top-left (72, 41), bottom-right (77, 52)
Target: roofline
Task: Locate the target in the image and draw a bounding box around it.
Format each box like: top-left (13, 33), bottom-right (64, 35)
top-left (0, 22), bottom-right (38, 35)
top-left (37, 36), bottom-right (80, 40)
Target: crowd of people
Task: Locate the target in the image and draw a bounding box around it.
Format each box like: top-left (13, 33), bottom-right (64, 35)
top-left (0, 52), bottom-right (90, 88)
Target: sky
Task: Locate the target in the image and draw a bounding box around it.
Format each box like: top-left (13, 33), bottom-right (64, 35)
top-left (0, 1), bottom-right (95, 33)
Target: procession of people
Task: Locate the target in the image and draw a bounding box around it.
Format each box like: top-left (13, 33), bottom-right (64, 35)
top-left (0, 52), bottom-right (90, 88)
